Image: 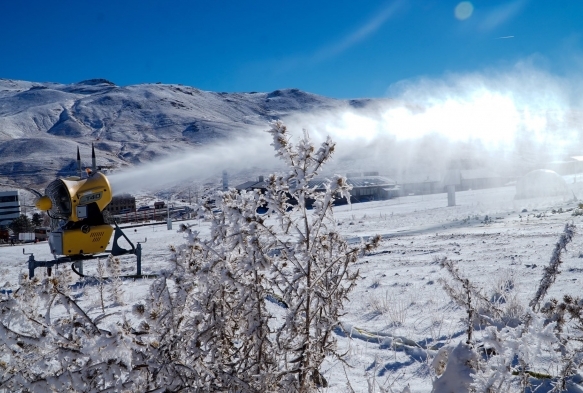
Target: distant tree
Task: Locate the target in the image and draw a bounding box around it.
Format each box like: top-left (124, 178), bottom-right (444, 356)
top-left (31, 212), bottom-right (43, 227)
top-left (9, 214), bottom-right (33, 235)
top-left (42, 212), bottom-right (51, 227)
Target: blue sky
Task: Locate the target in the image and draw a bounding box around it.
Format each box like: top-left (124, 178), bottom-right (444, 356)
top-left (1, 0), bottom-right (582, 98)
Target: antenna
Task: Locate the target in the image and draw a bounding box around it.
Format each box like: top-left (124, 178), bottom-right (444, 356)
top-left (77, 146), bottom-right (82, 177)
top-left (91, 143), bottom-right (97, 172)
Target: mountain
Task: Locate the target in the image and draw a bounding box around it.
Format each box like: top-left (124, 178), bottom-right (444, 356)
top-left (0, 78), bottom-right (366, 188)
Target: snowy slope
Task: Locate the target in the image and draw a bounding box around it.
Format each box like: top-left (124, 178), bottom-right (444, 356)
top-left (2, 184), bottom-right (583, 391)
top-left (0, 78), bottom-right (358, 188)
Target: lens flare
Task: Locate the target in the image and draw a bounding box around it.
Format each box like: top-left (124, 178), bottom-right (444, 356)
top-left (455, 2), bottom-right (474, 20)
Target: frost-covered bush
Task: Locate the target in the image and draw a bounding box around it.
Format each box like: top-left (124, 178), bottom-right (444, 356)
top-left (150, 121), bottom-right (380, 391)
top-left (0, 121), bottom-right (379, 392)
top-left (0, 270), bottom-right (148, 392)
top-left (435, 223), bottom-right (583, 393)
top-left (439, 261), bottom-right (525, 333)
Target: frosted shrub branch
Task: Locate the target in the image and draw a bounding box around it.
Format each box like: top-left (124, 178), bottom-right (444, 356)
top-left (438, 257), bottom-right (477, 344)
top-left (530, 222), bottom-right (575, 311)
top-left (0, 120), bottom-right (379, 392)
top-left (436, 222), bottom-right (583, 393)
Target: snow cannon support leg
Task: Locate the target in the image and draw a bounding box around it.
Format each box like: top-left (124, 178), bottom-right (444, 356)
top-left (28, 254), bottom-right (36, 279)
top-left (111, 223), bottom-right (136, 257)
top-left (27, 253), bottom-right (59, 279)
top-left (74, 260), bottom-right (84, 276)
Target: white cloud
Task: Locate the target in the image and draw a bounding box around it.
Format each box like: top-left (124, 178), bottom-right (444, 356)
top-left (261, 1), bottom-right (404, 76)
top-left (310, 1), bottom-right (403, 63)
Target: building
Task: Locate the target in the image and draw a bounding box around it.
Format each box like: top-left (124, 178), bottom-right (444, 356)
top-left (515, 169), bottom-right (570, 200)
top-left (345, 175), bottom-right (398, 202)
top-left (0, 190), bottom-right (21, 226)
top-left (459, 169), bottom-right (508, 191)
top-left (547, 156), bottom-right (583, 175)
top-left (104, 194), bottom-right (136, 214)
top-left (396, 173), bottom-right (443, 196)
top-left (235, 176), bottom-right (267, 192)
top-left (235, 173), bottom-right (398, 205)
top-left (395, 166), bottom-right (511, 196)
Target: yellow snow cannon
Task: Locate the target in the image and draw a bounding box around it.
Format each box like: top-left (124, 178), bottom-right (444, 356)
top-left (36, 147), bottom-right (113, 256)
top-left (27, 144), bottom-right (149, 279)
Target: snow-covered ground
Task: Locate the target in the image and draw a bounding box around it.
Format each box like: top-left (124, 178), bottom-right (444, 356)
top-left (2, 182), bottom-right (583, 392)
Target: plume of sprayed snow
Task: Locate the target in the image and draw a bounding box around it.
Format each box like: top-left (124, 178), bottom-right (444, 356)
top-left (109, 63), bottom-right (583, 193)
top-left (108, 133), bottom-right (281, 194)
top-left (281, 63), bottom-right (583, 177)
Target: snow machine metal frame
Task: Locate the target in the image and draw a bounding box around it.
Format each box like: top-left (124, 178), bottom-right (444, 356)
top-left (25, 223), bottom-right (152, 279)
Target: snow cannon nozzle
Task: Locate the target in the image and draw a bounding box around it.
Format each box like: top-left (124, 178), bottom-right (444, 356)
top-left (35, 195), bottom-right (52, 211)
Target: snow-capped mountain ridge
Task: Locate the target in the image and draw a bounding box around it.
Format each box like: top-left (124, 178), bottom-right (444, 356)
top-left (0, 78), bottom-right (361, 188)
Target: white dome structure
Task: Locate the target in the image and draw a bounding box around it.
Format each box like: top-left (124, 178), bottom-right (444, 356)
top-left (515, 169), bottom-right (570, 200)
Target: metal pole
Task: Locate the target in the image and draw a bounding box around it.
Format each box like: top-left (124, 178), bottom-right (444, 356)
top-left (136, 243), bottom-right (142, 276)
top-left (447, 185), bottom-right (456, 207)
top-left (28, 254), bottom-right (35, 279)
top-left (167, 200), bottom-right (172, 230)
top-left (75, 260), bottom-right (84, 276)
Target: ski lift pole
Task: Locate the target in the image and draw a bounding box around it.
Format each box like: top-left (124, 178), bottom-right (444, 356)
top-left (136, 238), bottom-right (146, 276)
